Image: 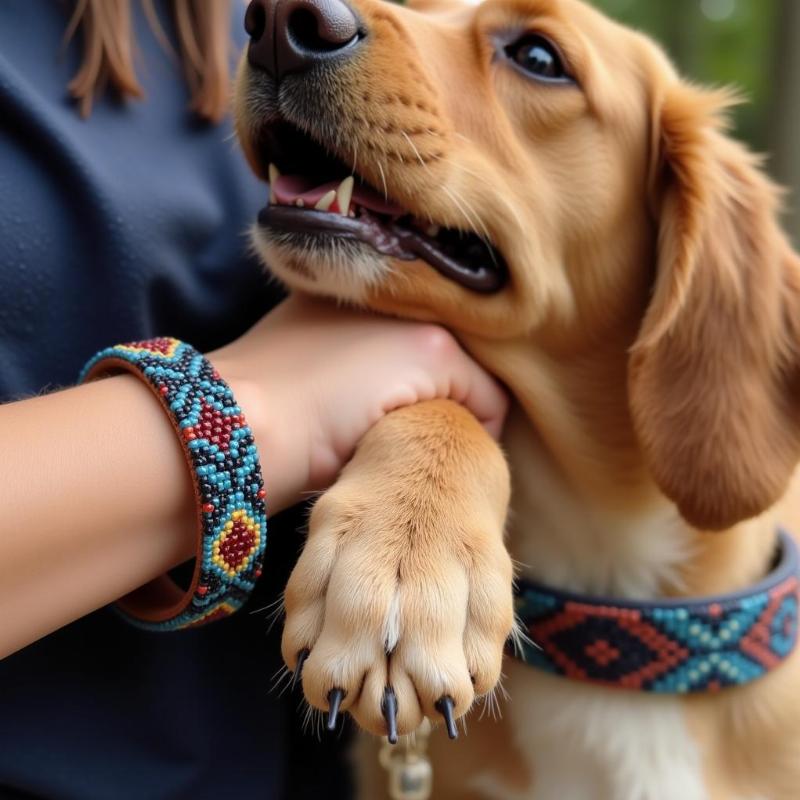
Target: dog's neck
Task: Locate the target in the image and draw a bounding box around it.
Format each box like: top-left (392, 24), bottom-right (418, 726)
top-left (464, 327), bottom-right (783, 602)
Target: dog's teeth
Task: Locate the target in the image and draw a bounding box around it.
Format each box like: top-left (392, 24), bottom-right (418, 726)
top-left (336, 176), bottom-right (354, 217)
top-left (295, 199), bottom-right (305, 208)
top-left (426, 224), bottom-right (441, 237)
top-left (315, 190), bottom-right (336, 212)
top-left (268, 163), bottom-right (279, 204)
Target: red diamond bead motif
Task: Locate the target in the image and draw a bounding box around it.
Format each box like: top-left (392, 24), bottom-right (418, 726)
top-left (197, 401), bottom-right (242, 452)
top-left (219, 520), bottom-right (256, 571)
top-left (211, 510), bottom-right (261, 578)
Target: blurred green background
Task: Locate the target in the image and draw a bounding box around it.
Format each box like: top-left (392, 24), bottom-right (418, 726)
top-left (592, 0), bottom-right (800, 244)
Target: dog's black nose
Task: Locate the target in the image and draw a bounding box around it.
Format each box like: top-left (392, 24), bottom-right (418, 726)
top-left (245, 0), bottom-right (361, 78)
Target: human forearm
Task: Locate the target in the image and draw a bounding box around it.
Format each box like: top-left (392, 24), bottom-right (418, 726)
top-left (0, 296), bottom-right (507, 658)
top-left (0, 375), bottom-right (197, 657)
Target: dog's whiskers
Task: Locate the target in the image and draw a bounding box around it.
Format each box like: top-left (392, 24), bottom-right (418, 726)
top-left (398, 132), bottom-right (498, 261)
top-left (377, 160), bottom-right (389, 201)
top-left (438, 154), bottom-right (527, 235)
top-left (436, 155), bottom-right (483, 182)
top-left (440, 184), bottom-right (498, 266)
top-left (401, 131), bottom-right (427, 170)
top-left (351, 136), bottom-right (360, 176)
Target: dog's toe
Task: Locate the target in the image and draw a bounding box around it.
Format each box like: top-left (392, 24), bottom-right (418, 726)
top-left (463, 548), bottom-right (515, 697)
top-left (382, 566), bottom-right (476, 732)
top-left (350, 661), bottom-right (424, 738)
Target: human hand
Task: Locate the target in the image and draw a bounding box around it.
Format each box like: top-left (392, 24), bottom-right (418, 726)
top-left (208, 295), bottom-right (508, 515)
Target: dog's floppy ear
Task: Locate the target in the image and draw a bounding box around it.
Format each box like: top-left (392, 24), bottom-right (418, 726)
top-left (629, 81), bottom-right (800, 530)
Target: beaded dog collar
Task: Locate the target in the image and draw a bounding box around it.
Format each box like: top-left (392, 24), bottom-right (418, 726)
top-left (513, 530), bottom-right (800, 693)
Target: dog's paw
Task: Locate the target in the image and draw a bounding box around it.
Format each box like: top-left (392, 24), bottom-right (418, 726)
top-left (281, 400), bottom-right (513, 739)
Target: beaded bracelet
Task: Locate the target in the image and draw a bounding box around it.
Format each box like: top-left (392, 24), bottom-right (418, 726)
top-left (80, 338), bottom-right (267, 631)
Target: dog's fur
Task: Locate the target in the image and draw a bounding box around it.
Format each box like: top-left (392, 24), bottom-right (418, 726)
top-left (235, 0), bottom-right (800, 796)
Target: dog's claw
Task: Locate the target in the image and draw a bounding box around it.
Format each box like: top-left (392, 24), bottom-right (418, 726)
top-left (435, 696), bottom-right (458, 740)
top-left (382, 687), bottom-right (399, 744)
top-left (292, 649), bottom-right (309, 690)
top-left (327, 687), bottom-right (345, 731)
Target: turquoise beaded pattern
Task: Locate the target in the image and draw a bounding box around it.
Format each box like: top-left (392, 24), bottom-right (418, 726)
top-left (513, 531), bottom-right (799, 693)
top-left (81, 338), bottom-right (266, 631)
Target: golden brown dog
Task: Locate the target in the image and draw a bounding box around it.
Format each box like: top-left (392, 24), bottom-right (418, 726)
top-left (235, 0), bottom-right (800, 796)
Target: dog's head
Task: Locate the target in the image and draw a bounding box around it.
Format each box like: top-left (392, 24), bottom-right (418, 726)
top-left (235, 0), bottom-right (800, 531)
top-left (235, 0), bottom-right (660, 336)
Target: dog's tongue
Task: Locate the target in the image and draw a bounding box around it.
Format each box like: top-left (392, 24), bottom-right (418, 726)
top-left (272, 175), bottom-right (404, 215)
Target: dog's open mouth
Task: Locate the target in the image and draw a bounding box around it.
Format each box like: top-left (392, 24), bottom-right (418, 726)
top-left (255, 122), bottom-right (508, 293)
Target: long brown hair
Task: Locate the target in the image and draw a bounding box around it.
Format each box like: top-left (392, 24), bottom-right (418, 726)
top-left (64, 0), bottom-right (234, 123)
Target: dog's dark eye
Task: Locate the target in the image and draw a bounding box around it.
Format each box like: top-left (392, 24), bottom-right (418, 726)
top-left (505, 35), bottom-right (572, 83)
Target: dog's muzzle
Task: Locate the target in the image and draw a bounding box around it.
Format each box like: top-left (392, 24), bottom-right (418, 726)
top-left (241, 0), bottom-right (509, 294)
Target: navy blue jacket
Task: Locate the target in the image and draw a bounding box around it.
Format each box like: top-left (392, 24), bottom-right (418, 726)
top-left (0, 3), bottom-right (350, 797)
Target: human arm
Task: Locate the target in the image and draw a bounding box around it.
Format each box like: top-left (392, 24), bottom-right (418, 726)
top-left (0, 295), bottom-right (507, 658)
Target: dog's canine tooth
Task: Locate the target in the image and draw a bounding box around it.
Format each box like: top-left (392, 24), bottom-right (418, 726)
top-left (315, 189), bottom-right (337, 212)
top-left (295, 199), bottom-right (305, 207)
top-left (268, 163), bottom-right (280, 204)
top-left (336, 176), bottom-right (354, 216)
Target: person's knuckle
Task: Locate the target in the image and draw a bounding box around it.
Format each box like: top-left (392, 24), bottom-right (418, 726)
top-left (413, 324), bottom-right (459, 362)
